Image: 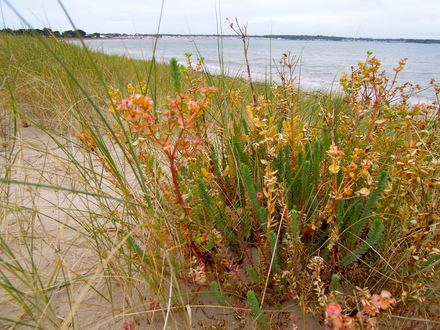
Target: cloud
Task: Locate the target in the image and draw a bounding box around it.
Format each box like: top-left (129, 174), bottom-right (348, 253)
top-left (3, 0), bottom-right (440, 38)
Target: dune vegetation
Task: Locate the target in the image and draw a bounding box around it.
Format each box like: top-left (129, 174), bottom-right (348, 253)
top-left (1, 28), bottom-right (440, 330)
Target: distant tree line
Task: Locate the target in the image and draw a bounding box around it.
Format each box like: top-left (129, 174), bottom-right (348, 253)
top-left (0, 28), bottom-right (101, 38)
top-left (263, 34), bottom-right (440, 44)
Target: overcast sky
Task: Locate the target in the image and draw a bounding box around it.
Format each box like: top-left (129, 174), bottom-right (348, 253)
top-left (3, 0), bottom-right (440, 39)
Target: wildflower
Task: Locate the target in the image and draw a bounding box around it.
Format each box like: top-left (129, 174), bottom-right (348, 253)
top-left (148, 298), bottom-right (160, 310)
top-left (122, 321), bottom-right (135, 330)
top-left (201, 168), bottom-right (213, 179)
top-left (343, 316), bottom-right (356, 329)
top-left (253, 117), bottom-right (266, 127)
top-left (355, 187), bottom-right (370, 197)
top-left (346, 162), bottom-right (358, 172)
top-left (187, 100), bottom-right (200, 112)
top-left (133, 94), bottom-right (154, 110)
top-left (360, 159), bottom-right (373, 177)
top-left (326, 303), bottom-right (343, 319)
top-left (329, 163), bottom-right (341, 174)
top-left (350, 148), bottom-right (362, 160)
top-left (325, 302), bottom-right (359, 329)
top-left (200, 86), bottom-right (218, 95)
top-left (343, 187), bottom-right (353, 196)
top-left (371, 294), bottom-right (385, 309)
top-left (371, 290), bottom-right (396, 310)
top-left (345, 162), bottom-right (358, 180)
top-left (361, 159), bottom-right (373, 168)
top-left (326, 303), bottom-right (344, 329)
top-left (327, 145), bottom-right (345, 159)
top-left (168, 97), bottom-right (179, 109)
top-left (189, 262), bottom-right (207, 284)
top-left (359, 297), bottom-right (376, 317)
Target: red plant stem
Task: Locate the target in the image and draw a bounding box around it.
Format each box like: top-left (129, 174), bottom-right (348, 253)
top-left (220, 245), bottom-right (250, 291)
top-left (167, 151), bottom-right (188, 217)
top-left (240, 237), bottom-right (257, 271)
top-left (387, 70), bottom-right (399, 93)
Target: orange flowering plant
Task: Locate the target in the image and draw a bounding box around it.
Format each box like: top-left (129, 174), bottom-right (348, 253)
top-left (108, 83), bottom-right (217, 212)
top-left (325, 290), bottom-right (396, 330)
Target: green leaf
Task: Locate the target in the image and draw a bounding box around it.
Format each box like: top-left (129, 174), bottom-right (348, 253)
top-left (340, 218), bottom-right (384, 267)
top-left (247, 290), bottom-right (269, 330)
top-left (210, 281), bottom-right (226, 305)
top-left (289, 208), bottom-right (301, 244)
top-left (329, 274), bottom-right (341, 292)
top-left (269, 231), bottom-right (281, 273)
top-left (169, 57), bottom-right (181, 92)
top-left (197, 178), bottom-right (213, 210)
top-left (240, 163), bottom-right (267, 232)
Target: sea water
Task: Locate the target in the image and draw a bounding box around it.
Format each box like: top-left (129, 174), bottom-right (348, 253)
top-left (75, 37), bottom-right (440, 102)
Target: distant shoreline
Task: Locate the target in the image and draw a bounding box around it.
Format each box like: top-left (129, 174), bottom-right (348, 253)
top-left (3, 28), bottom-right (439, 44)
top-left (96, 33), bottom-right (440, 45)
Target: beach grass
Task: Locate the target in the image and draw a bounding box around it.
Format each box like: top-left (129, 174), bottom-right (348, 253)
top-left (1, 30), bottom-right (440, 330)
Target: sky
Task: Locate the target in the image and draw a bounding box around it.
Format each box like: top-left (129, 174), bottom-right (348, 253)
top-left (2, 0), bottom-right (440, 39)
